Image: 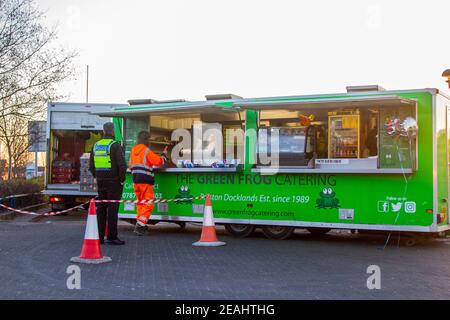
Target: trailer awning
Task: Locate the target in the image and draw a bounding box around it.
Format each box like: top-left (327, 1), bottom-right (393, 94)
top-left (91, 101), bottom-right (238, 117)
top-left (233, 95), bottom-right (416, 111)
top-left (91, 95), bottom-right (416, 117)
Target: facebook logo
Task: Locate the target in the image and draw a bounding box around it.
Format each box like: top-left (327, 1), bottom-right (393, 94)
top-left (377, 201), bottom-right (389, 213)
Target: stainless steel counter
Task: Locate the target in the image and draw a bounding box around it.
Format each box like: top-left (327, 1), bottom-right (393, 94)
top-left (252, 168), bottom-right (413, 174)
top-left (154, 167), bottom-right (241, 173)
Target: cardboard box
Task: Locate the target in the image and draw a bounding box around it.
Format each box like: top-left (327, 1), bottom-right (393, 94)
top-left (53, 161), bottom-right (73, 168)
top-left (151, 116), bottom-right (163, 127)
top-left (52, 167), bottom-right (72, 174)
top-left (80, 184), bottom-right (97, 192)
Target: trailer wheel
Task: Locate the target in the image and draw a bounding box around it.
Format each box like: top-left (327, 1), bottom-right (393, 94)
top-left (261, 226), bottom-right (295, 240)
top-left (306, 228), bottom-right (331, 236)
top-left (225, 224), bottom-right (256, 238)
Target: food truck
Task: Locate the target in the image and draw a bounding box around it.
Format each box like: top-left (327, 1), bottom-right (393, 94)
top-left (90, 86), bottom-right (450, 243)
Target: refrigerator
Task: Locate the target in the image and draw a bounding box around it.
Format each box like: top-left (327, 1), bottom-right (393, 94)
top-left (328, 113), bottom-right (360, 159)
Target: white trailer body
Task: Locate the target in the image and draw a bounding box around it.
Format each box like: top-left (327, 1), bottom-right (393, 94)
top-left (43, 102), bottom-right (126, 209)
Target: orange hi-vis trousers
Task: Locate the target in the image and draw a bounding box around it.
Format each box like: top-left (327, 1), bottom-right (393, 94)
top-left (134, 183), bottom-right (154, 226)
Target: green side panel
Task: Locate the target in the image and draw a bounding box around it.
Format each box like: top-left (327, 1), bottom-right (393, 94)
top-left (120, 170), bottom-right (433, 228)
top-left (436, 96), bottom-right (448, 225)
top-left (244, 110), bottom-right (257, 172)
top-left (437, 128), bottom-right (447, 224)
top-left (113, 118), bottom-right (123, 144)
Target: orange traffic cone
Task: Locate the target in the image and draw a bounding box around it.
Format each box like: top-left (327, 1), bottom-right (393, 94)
top-left (70, 199), bottom-right (112, 264)
top-left (193, 194), bottom-right (226, 247)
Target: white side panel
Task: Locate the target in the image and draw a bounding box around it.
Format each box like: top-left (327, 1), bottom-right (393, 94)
top-left (51, 111), bottom-right (110, 130)
top-left (117, 214), bottom-right (446, 233)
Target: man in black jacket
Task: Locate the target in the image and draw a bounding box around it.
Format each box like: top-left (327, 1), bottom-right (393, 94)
top-left (89, 122), bottom-right (126, 245)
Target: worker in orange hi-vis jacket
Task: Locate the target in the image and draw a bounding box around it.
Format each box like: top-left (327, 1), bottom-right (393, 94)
top-left (129, 131), bottom-right (168, 235)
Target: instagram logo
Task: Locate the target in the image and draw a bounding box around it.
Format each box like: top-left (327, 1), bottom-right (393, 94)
top-left (404, 202), bottom-right (416, 213)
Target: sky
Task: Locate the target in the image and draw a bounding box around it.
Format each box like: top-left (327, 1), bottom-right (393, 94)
top-left (36, 0), bottom-right (450, 104)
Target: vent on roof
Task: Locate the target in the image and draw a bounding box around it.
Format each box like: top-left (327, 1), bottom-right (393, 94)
top-left (205, 94), bottom-right (243, 101)
top-left (158, 99), bottom-right (187, 104)
top-left (128, 99), bottom-right (187, 106)
top-left (346, 85), bottom-right (386, 93)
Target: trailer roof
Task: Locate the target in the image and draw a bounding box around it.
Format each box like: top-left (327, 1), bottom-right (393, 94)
top-left (48, 102), bottom-right (128, 114)
top-left (89, 88), bottom-right (445, 117)
top-left (233, 95), bottom-right (416, 111)
top-left (91, 101), bottom-right (236, 117)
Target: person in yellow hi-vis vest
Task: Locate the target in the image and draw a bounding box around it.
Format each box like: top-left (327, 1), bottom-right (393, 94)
top-left (89, 122), bottom-right (126, 245)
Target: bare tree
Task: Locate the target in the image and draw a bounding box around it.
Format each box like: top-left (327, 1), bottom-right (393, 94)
top-left (0, 104), bottom-right (36, 178)
top-left (0, 0), bottom-right (76, 179)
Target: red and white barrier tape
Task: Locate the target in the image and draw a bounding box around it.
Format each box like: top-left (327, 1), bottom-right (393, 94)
top-left (0, 201), bottom-right (90, 217)
top-left (0, 195), bottom-right (206, 217)
top-left (0, 192), bottom-right (42, 201)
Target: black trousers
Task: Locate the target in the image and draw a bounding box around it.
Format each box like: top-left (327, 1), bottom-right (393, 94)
top-left (96, 180), bottom-right (123, 240)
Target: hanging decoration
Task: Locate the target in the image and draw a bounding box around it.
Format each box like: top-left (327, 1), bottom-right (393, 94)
top-left (384, 117), bottom-right (418, 139)
top-left (299, 114), bottom-right (315, 126)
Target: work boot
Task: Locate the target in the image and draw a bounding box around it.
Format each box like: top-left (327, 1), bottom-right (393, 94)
top-left (134, 223), bottom-right (148, 236)
top-left (106, 237), bottom-right (125, 245)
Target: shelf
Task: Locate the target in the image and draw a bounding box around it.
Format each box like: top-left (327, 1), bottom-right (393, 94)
top-left (154, 167), bottom-right (241, 173)
top-left (252, 168), bottom-right (413, 174)
top-left (150, 126), bottom-right (174, 133)
top-left (333, 157), bottom-right (358, 159)
top-left (334, 128), bottom-right (357, 131)
top-left (149, 140), bottom-right (172, 145)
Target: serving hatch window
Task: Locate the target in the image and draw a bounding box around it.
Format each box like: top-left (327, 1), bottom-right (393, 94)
top-left (257, 109), bottom-right (328, 167)
top-left (123, 108), bottom-right (246, 169)
top-left (255, 101), bottom-right (417, 171)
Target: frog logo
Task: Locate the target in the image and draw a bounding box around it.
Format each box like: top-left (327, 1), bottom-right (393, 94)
top-left (316, 187), bottom-right (340, 209)
top-left (175, 185), bottom-right (192, 204)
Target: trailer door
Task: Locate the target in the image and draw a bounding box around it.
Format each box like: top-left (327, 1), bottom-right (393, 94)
top-left (447, 105), bottom-right (450, 224)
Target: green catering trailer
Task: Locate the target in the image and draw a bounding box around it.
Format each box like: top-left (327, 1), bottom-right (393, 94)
top-left (92, 86), bottom-right (450, 241)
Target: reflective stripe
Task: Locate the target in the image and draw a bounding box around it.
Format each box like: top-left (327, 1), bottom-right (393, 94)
top-left (93, 140), bottom-right (115, 156)
top-left (130, 164), bottom-right (153, 176)
top-left (131, 164), bottom-right (152, 170)
top-left (84, 215), bottom-right (100, 240)
top-left (137, 217), bottom-right (148, 225)
top-left (132, 170), bottom-right (154, 176)
top-left (203, 205), bottom-right (215, 227)
top-left (130, 146), bottom-right (156, 185)
top-left (130, 146), bottom-right (154, 172)
top-left (93, 139), bottom-right (115, 170)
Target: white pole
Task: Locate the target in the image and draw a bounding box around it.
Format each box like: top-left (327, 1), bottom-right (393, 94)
top-left (35, 151), bottom-right (38, 177)
top-left (86, 65), bottom-right (89, 103)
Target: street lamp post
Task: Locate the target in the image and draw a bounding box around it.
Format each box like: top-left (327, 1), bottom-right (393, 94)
top-left (442, 69), bottom-right (450, 89)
